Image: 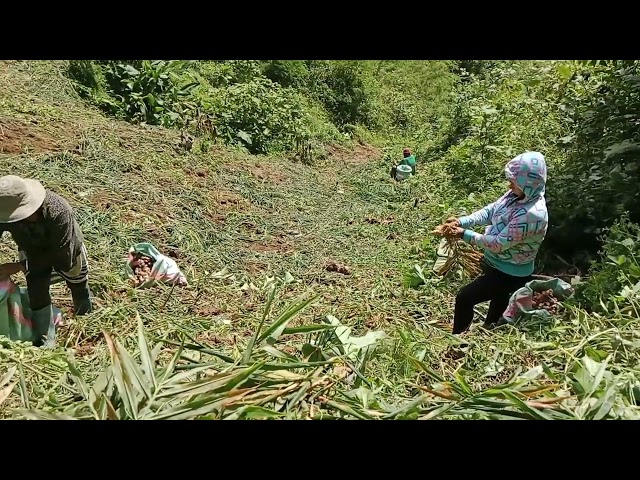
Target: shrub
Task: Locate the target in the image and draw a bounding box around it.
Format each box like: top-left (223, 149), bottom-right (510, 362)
top-left (67, 60), bottom-right (198, 128)
top-left (307, 61), bottom-right (374, 128)
top-left (263, 61), bottom-right (309, 88)
top-left (576, 215), bottom-right (640, 312)
top-left (432, 62), bottom-right (571, 194)
top-left (546, 61), bottom-right (640, 256)
top-left (202, 78), bottom-right (309, 155)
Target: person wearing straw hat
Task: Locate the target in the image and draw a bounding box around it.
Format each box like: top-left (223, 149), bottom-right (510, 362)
top-left (0, 175), bottom-right (92, 348)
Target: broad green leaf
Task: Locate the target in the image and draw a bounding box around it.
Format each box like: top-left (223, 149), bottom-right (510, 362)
top-left (621, 238), bottom-right (635, 249)
top-left (591, 383), bottom-right (618, 420)
top-left (501, 391), bottom-right (553, 420)
top-left (343, 330), bottom-right (386, 357)
top-left (421, 402), bottom-right (457, 420)
top-left (384, 396), bottom-right (426, 420)
top-left (408, 357), bottom-right (446, 383)
top-left (157, 372), bottom-right (235, 399)
top-left (261, 345), bottom-right (298, 362)
top-left (557, 64), bottom-right (573, 80)
top-left (114, 335), bottom-right (153, 401)
top-left (324, 398), bottom-right (373, 420)
top-left (123, 65), bottom-right (140, 76)
top-left (259, 295), bottom-right (318, 344)
top-left (104, 331), bottom-right (138, 419)
top-left (586, 356), bottom-right (611, 399)
top-left (572, 367), bottom-right (592, 395)
top-left (232, 405), bottom-right (285, 419)
top-left (66, 359), bottom-right (91, 400)
top-left (348, 386), bottom-right (375, 409)
top-left (237, 131), bottom-right (252, 145)
top-left (454, 372), bottom-right (473, 396)
top-left (162, 365), bottom-right (217, 385)
top-left (136, 313), bottom-right (158, 390)
top-left (243, 284), bottom-right (276, 363)
top-left (282, 324), bottom-right (335, 335)
top-left (152, 395), bottom-right (227, 420)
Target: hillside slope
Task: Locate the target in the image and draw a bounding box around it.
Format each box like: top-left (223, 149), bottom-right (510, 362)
top-left (1, 61), bottom-right (639, 420)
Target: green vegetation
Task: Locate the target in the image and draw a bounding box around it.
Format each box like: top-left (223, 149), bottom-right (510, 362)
top-left (1, 60), bottom-right (639, 419)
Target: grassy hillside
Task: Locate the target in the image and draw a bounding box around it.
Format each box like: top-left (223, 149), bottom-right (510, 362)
top-left (1, 60), bottom-right (639, 419)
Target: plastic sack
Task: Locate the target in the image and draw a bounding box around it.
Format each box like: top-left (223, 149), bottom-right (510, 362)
top-left (0, 279), bottom-right (63, 343)
top-left (432, 238), bottom-right (454, 274)
top-left (125, 242), bottom-right (188, 288)
top-left (502, 277), bottom-right (575, 324)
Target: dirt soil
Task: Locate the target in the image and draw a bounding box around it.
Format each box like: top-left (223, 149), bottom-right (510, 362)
top-left (0, 118), bottom-right (64, 154)
top-left (247, 161), bottom-right (288, 184)
top-left (246, 237), bottom-right (294, 254)
top-left (244, 260), bottom-right (269, 275)
top-left (325, 143), bottom-right (380, 165)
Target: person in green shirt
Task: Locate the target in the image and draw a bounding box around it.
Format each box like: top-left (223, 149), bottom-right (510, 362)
top-left (390, 148), bottom-right (417, 180)
top-left (400, 148), bottom-right (417, 175)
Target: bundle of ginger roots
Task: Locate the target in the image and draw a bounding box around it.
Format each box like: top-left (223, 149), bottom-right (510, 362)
top-left (431, 223), bottom-right (483, 277)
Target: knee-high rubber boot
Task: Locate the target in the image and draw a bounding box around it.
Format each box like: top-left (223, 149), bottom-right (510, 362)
top-left (31, 305), bottom-right (56, 349)
top-left (69, 281), bottom-right (93, 316)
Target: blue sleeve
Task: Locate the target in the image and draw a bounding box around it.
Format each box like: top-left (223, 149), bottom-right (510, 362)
top-left (458, 202), bottom-right (496, 229)
top-left (462, 213), bottom-right (527, 254)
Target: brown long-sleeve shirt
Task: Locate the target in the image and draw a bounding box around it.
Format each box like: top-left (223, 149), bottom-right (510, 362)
top-left (0, 190), bottom-right (84, 273)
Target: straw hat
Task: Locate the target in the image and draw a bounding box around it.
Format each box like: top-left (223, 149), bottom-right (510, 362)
top-left (0, 175), bottom-right (46, 223)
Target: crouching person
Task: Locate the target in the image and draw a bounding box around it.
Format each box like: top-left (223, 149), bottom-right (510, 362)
top-left (0, 175), bottom-right (92, 348)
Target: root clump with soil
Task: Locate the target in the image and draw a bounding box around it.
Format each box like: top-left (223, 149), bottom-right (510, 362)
top-left (432, 223), bottom-right (483, 277)
top-left (130, 253), bottom-right (154, 287)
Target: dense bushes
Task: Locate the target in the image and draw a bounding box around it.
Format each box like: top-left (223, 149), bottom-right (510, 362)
top-left (576, 216), bottom-right (640, 311)
top-left (66, 60), bottom-right (458, 157)
top-left (263, 60), bottom-right (309, 88)
top-left (547, 61), bottom-right (640, 254)
top-left (429, 59), bottom-right (640, 310)
top-left (306, 61), bottom-right (374, 128)
top-left (430, 61), bottom-right (570, 192)
top-left (68, 60), bottom-right (198, 128)
top-left (200, 78), bottom-right (309, 155)
top-left (431, 61), bottom-right (640, 252)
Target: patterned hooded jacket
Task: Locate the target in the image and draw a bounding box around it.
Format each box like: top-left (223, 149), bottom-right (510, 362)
top-left (459, 151), bottom-right (548, 277)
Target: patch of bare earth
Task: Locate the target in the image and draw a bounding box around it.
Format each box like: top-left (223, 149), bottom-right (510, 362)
top-left (185, 166), bottom-right (209, 181)
top-left (206, 190), bottom-right (250, 224)
top-left (244, 260), bottom-right (269, 275)
top-left (252, 162), bottom-right (287, 183)
top-left (196, 328), bottom-right (253, 346)
top-left (0, 118), bottom-right (70, 154)
top-left (325, 143), bottom-right (380, 165)
top-left (365, 216), bottom-right (394, 225)
top-left (228, 160), bottom-right (288, 184)
top-left (246, 237), bottom-right (294, 254)
top-left (87, 191), bottom-right (121, 212)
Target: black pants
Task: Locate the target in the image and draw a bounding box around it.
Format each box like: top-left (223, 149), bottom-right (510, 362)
top-left (27, 267), bottom-right (90, 311)
top-left (453, 261), bottom-right (532, 334)
top-left (22, 245), bottom-right (90, 311)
